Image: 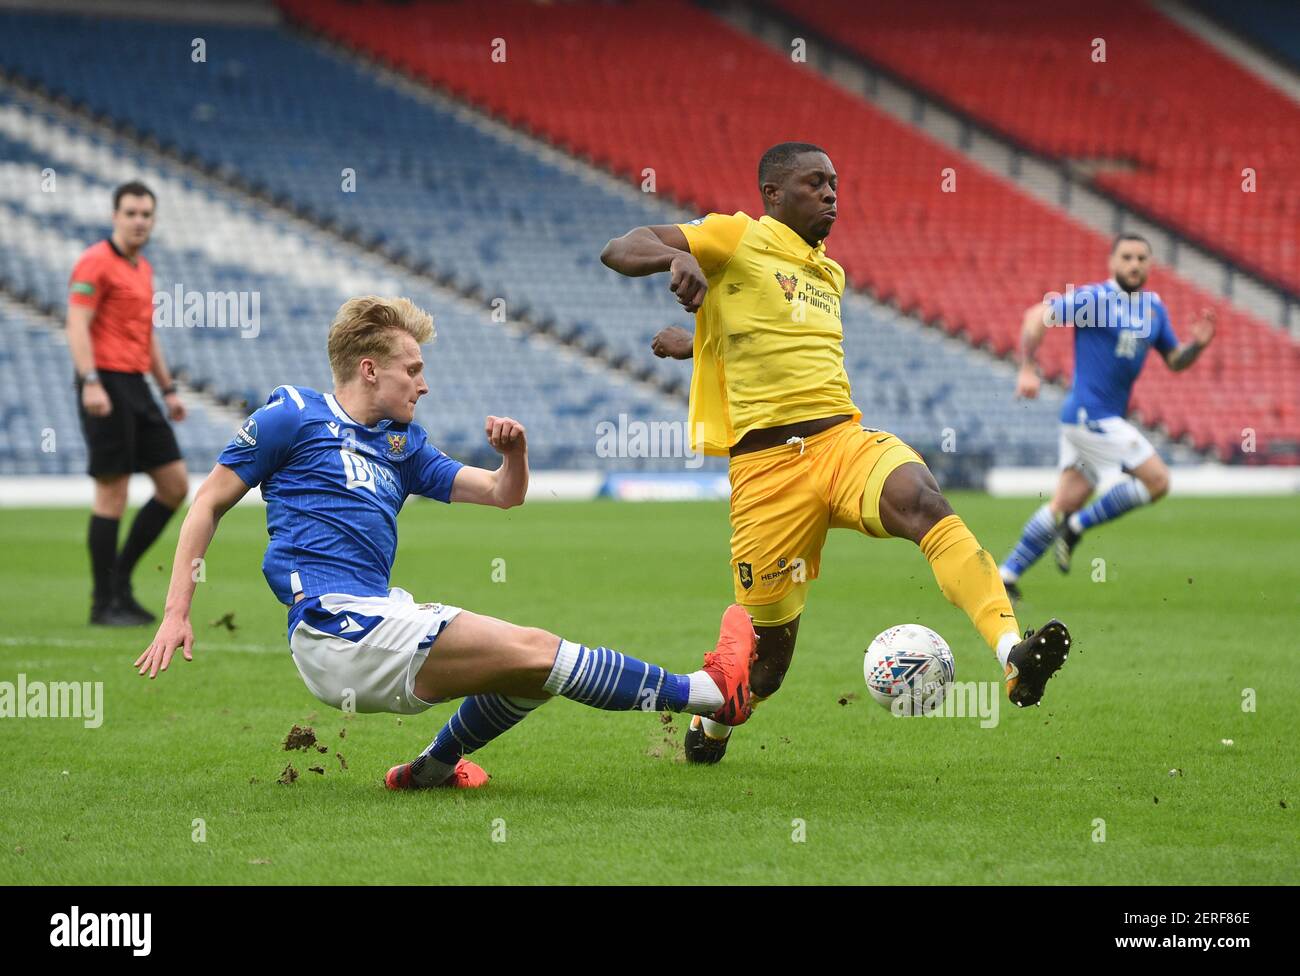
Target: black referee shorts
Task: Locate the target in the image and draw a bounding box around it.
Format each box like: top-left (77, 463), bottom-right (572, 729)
top-left (76, 370), bottom-right (182, 478)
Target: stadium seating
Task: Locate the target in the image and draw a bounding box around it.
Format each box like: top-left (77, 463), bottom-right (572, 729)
top-left (270, 0), bottom-right (1300, 461)
top-left (0, 296), bottom-right (236, 475)
top-left (771, 0), bottom-right (1300, 299)
top-left (0, 90), bottom-right (697, 474)
top-left (0, 9), bottom-right (1074, 473)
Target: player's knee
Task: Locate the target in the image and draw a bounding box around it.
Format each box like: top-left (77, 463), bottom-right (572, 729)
top-left (910, 485), bottom-right (954, 541)
top-left (154, 469), bottom-right (189, 508)
top-left (515, 626), bottom-right (561, 675)
top-left (1052, 494), bottom-right (1086, 515)
top-left (160, 481), bottom-right (188, 509)
top-left (1145, 470), bottom-right (1170, 501)
top-left (94, 477), bottom-right (129, 517)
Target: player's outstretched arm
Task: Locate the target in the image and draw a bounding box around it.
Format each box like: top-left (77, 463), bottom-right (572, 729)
top-left (450, 416), bottom-right (529, 509)
top-left (601, 224), bottom-right (707, 312)
top-left (1015, 302), bottom-right (1050, 398)
top-left (134, 464), bottom-right (249, 679)
top-left (1164, 307), bottom-right (1216, 371)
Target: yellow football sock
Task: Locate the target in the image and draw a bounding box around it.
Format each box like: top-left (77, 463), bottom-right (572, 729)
top-left (919, 514), bottom-right (1019, 655)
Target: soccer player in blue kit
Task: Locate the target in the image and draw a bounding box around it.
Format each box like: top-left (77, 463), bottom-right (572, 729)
top-left (134, 296), bottom-right (756, 789)
top-left (1000, 234), bottom-right (1216, 599)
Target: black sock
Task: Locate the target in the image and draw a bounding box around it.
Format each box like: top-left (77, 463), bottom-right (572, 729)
top-left (88, 515), bottom-right (120, 609)
top-left (113, 498), bottom-right (177, 599)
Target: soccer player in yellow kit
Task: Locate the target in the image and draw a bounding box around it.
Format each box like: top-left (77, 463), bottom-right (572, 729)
top-left (602, 143), bottom-right (1071, 764)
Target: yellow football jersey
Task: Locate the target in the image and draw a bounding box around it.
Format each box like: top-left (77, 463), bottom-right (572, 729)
top-left (677, 212), bottom-right (860, 455)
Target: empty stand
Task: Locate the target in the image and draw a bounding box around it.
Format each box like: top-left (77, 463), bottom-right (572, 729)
top-left (272, 0), bottom-right (1299, 460)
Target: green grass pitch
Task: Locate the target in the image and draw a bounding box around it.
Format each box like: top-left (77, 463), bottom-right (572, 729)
top-left (1, 494), bottom-right (1296, 884)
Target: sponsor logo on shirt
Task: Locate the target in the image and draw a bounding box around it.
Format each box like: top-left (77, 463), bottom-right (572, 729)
top-left (774, 271), bottom-right (799, 302)
top-left (235, 417), bottom-right (258, 447)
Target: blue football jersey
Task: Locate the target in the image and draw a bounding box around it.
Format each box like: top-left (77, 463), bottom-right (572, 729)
top-left (1049, 280), bottom-right (1178, 423)
top-left (217, 386), bottom-right (463, 607)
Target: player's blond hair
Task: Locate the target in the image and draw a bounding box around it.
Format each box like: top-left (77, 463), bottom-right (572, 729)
top-left (327, 296), bottom-right (435, 383)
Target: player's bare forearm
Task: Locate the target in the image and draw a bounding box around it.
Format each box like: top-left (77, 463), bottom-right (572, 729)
top-left (160, 466), bottom-right (247, 620)
top-left (602, 225), bottom-right (707, 312)
top-left (1014, 305), bottom-right (1048, 398)
top-left (137, 467), bottom-right (248, 677)
top-left (1170, 309), bottom-right (1216, 369)
top-left (600, 226), bottom-right (684, 276)
top-left (452, 416), bottom-right (528, 508)
top-left (1018, 304), bottom-right (1048, 368)
top-left (161, 500), bottom-right (218, 621)
top-left (1166, 341), bottom-right (1206, 372)
top-left (65, 305), bottom-right (96, 376)
top-left (1166, 310), bottom-right (1215, 372)
top-left (492, 448), bottom-right (529, 509)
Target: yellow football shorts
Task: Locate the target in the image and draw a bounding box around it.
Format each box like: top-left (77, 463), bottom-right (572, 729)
top-left (728, 422), bottom-right (926, 626)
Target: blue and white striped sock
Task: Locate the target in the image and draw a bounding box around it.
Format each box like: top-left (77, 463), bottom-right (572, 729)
top-left (411, 694), bottom-right (546, 786)
top-left (1000, 503), bottom-right (1056, 583)
top-left (543, 639), bottom-right (721, 714)
top-left (1069, 479), bottom-right (1152, 533)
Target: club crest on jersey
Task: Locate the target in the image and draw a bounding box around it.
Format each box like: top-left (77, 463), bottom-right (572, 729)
top-left (235, 417), bottom-right (257, 447)
top-left (774, 272), bottom-right (798, 302)
top-left (737, 562), bottom-right (754, 590)
top-left (385, 433), bottom-right (408, 457)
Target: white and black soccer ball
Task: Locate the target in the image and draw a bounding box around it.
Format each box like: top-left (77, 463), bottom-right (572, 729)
top-left (863, 624), bottom-right (955, 712)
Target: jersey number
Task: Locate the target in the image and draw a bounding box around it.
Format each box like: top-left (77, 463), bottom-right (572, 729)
top-left (340, 449), bottom-right (376, 492)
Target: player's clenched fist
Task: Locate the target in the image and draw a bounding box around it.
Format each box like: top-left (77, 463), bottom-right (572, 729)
top-left (134, 615), bottom-right (194, 679)
top-left (669, 253), bottom-right (708, 313)
top-left (651, 325), bottom-right (693, 360)
top-left (1015, 366), bottom-right (1041, 400)
top-left (485, 415), bottom-right (526, 455)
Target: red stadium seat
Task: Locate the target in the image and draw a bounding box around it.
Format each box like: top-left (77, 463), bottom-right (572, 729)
top-left (772, 0), bottom-right (1300, 297)
top-left (277, 0), bottom-right (1300, 458)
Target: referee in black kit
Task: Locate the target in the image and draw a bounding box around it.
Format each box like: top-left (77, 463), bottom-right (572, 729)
top-left (67, 181), bottom-right (188, 626)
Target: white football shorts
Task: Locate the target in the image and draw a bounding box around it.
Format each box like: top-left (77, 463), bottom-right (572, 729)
top-left (288, 587), bottom-right (462, 715)
top-left (1058, 416), bottom-right (1157, 488)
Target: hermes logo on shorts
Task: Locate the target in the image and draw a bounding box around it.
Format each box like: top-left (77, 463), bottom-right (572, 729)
top-left (760, 558), bottom-right (804, 584)
top-left (737, 562), bottom-right (754, 590)
top-left (774, 272), bottom-right (798, 302)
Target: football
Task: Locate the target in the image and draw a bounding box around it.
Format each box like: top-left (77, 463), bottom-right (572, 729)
top-left (863, 624), bottom-right (956, 713)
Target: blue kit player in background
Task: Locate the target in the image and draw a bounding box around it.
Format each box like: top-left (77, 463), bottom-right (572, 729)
top-left (134, 296), bottom-right (756, 789)
top-left (1000, 234), bottom-right (1216, 599)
